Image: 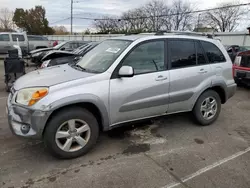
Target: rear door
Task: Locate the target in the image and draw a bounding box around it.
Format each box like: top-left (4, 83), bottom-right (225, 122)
top-left (200, 41), bottom-right (233, 86)
top-left (167, 39), bottom-right (212, 113)
top-left (0, 33), bottom-right (11, 54)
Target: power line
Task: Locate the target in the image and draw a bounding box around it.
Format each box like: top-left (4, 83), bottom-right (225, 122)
top-left (50, 2), bottom-right (250, 26)
top-left (74, 2), bottom-right (250, 21)
top-left (51, 17), bottom-right (71, 25)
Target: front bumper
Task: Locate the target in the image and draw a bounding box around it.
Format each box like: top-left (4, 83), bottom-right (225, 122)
top-left (7, 93), bottom-right (50, 139)
top-left (234, 69), bottom-right (250, 86)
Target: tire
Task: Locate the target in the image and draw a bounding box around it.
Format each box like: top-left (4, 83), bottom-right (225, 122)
top-left (5, 84), bottom-right (10, 92)
top-left (44, 107), bottom-right (99, 159)
top-left (192, 90), bottom-right (221, 126)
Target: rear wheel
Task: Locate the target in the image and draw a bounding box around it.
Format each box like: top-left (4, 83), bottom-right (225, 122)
top-left (192, 90), bottom-right (221, 126)
top-left (44, 107), bottom-right (99, 159)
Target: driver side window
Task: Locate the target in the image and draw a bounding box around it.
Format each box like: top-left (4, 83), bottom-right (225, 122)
top-left (122, 40), bottom-right (165, 75)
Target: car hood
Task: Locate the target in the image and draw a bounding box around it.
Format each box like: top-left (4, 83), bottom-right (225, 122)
top-left (42, 50), bottom-right (75, 61)
top-left (30, 47), bottom-right (54, 54)
top-left (13, 64), bottom-right (94, 90)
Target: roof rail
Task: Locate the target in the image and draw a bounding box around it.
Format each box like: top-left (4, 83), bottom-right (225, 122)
top-left (155, 30), bottom-right (214, 39)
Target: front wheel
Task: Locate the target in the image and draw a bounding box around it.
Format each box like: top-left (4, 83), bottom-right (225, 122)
top-left (44, 107), bottom-right (99, 159)
top-left (192, 90), bottom-right (221, 126)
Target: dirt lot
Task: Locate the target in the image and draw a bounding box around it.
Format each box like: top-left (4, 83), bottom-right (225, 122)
top-left (0, 60), bottom-right (250, 188)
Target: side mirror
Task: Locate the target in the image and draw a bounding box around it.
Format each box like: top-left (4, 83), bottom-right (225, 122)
top-left (118, 66), bottom-right (134, 77)
top-left (61, 47), bottom-right (65, 51)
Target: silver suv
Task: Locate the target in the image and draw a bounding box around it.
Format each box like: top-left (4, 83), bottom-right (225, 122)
top-left (7, 33), bottom-right (236, 159)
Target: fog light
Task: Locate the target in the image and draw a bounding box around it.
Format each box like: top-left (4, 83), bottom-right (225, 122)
top-left (21, 124), bottom-right (30, 134)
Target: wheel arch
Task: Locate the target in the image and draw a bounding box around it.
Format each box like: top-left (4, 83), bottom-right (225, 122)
top-left (193, 84), bottom-right (226, 110)
top-left (42, 94), bottom-right (110, 136)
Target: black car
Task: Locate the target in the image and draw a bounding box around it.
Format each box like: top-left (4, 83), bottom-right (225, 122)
top-left (40, 42), bottom-right (100, 68)
top-left (30, 40), bottom-right (89, 65)
top-left (225, 45), bottom-right (248, 62)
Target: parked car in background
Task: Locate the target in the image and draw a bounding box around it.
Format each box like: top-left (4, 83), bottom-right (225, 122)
top-left (7, 33), bottom-right (236, 159)
top-left (225, 45), bottom-right (248, 62)
top-left (233, 50), bottom-right (250, 86)
top-left (27, 35), bottom-right (52, 51)
top-left (40, 42), bottom-right (100, 68)
top-left (53, 40), bottom-right (58, 47)
top-left (0, 32), bottom-right (52, 56)
top-left (30, 40), bottom-right (89, 65)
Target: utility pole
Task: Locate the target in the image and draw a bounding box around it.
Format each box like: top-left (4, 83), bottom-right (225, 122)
top-left (196, 13), bottom-right (201, 32)
top-left (71, 0), bottom-right (73, 34)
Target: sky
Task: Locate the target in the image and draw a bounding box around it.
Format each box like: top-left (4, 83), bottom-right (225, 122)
top-left (1, 0), bottom-right (250, 32)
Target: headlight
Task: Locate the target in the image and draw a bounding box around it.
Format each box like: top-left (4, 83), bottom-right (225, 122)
top-left (16, 87), bottom-right (48, 106)
top-left (32, 52), bottom-right (42, 57)
top-left (41, 60), bottom-right (51, 68)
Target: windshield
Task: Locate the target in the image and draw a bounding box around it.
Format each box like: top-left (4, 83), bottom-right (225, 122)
top-left (73, 44), bottom-right (90, 54)
top-left (239, 46), bottom-right (248, 52)
top-left (76, 40), bottom-right (131, 73)
top-left (53, 41), bottom-right (67, 50)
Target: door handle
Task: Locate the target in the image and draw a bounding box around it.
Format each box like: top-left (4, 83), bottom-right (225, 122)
top-left (198, 69), bottom-right (208, 74)
top-left (155, 75), bottom-right (168, 81)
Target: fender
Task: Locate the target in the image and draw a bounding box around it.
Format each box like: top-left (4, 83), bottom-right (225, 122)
top-left (211, 80), bottom-right (228, 101)
top-left (44, 94), bottom-right (110, 130)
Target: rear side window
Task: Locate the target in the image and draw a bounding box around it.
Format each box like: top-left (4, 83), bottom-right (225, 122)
top-left (28, 36), bottom-right (47, 41)
top-left (200, 41), bottom-right (226, 63)
top-left (0, 34), bottom-right (10, 41)
top-left (169, 40), bottom-right (196, 69)
top-left (12, 34), bottom-right (25, 42)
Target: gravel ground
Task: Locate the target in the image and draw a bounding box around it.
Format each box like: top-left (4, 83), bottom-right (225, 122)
top-left (0, 59), bottom-right (250, 188)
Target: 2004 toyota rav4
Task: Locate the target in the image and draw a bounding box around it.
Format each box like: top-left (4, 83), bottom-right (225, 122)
top-left (7, 33), bottom-right (236, 159)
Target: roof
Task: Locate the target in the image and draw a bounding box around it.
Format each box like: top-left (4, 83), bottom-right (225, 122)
top-left (110, 33), bottom-right (217, 42)
top-left (109, 35), bottom-right (146, 41)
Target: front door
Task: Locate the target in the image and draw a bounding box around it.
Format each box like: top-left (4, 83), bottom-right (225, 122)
top-left (167, 39), bottom-right (212, 113)
top-left (109, 39), bottom-right (170, 126)
top-left (0, 33), bottom-right (11, 54)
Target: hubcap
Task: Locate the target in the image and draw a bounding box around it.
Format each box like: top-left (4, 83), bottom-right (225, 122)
top-left (55, 119), bottom-right (91, 152)
top-left (200, 97), bottom-right (217, 120)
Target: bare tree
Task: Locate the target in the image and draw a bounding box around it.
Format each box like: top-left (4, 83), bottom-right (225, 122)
top-left (53, 26), bottom-right (69, 35)
top-left (170, 0), bottom-right (194, 31)
top-left (0, 8), bottom-right (15, 31)
top-left (93, 16), bottom-right (121, 33)
top-left (121, 8), bottom-right (148, 32)
top-left (93, 0), bottom-right (196, 33)
top-left (205, 2), bottom-right (245, 32)
top-left (143, 0), bottom-right (167, 31)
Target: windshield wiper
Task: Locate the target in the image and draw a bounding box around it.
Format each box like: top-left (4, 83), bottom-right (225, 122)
top-left (73, 64), bottom-right (86, 71)
top-left (71, 64), bottom-right (100, 73)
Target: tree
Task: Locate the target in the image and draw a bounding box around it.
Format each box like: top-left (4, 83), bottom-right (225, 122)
top-left (121, 8), bottom-right (148, 32)
top-left (83, 28), bottom-right (91, 34)
top-left (93, 16), bottom-right (120, 34)
top-left (53, 26), bottom-right (69, 35)
top-left (170, 0), bottom-right (194, 31)
top-left (0, 8), bottom-right (15, 31)
top-left (205, 2), bottom-right (245, 32)
top-left (13, 6), bottom-right (54, 35)
top-left (144, 0), bottom-right (167, 31)
top-left (92, 0), bottom-right (195, 33)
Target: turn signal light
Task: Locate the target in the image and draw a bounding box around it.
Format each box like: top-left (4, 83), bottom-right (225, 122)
top-left (28, 89), bottom-right (48, 106)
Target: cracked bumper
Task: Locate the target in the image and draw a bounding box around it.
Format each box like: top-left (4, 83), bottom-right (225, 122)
top-left (7, 94), bottom-right (50, 139)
